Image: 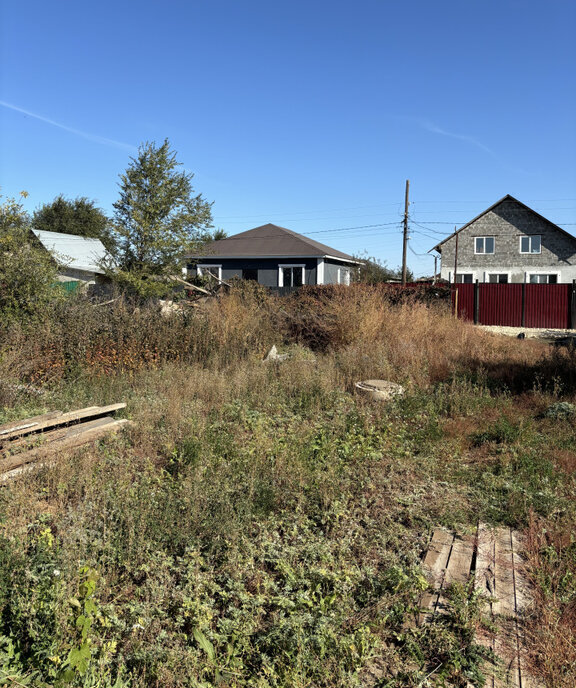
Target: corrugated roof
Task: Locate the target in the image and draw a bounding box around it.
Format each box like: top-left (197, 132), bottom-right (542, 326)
top-left (189, 223), bottom-right (359, 262)
top-left (32, 230), bottom-right (108, 274)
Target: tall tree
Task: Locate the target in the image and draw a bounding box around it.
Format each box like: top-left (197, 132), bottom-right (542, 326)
top-left (112, 139), bottom-right (213, 295)
top-left (33, 195), bottom-right (113, 249)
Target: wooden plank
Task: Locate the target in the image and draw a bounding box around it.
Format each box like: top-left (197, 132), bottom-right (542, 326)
top-left (0, 410), bottom-right (63, 435)
top-left (476, 523), bottom-right (496, 597)
top-left (493, 528), bottom-right (515, 617)
top-left (5, 416), bottom-right (118, 452)
top-left (493, 528), bottom-right (520, 688)
top-left (419, 529), bottom-right (454, 622)
top-left (0, 418), bottom-right (132, 473)
top-left (0, 404), bottom-right (125, 442)
top-left (435, 533), bottom-right (475, 615)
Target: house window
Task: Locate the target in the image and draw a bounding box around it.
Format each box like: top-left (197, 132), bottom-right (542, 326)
top-left (487, 273), bottom-right (509, 284)
top-left (455, 274), bottom-right (473, 284)
top-left (278, 265), bottom-right (304, 287)
top-left (528, 273), bottom-right (558, 284)
top-left (474, 237), bottom-right (495, 254)
top-left (242, 269), bottom-right (258, 281)
top-left (197, 264), bottom-right (222, 281)
top-left (520, 235), bottom-right (541, 254)
top-left (338, 268), bottom-right (351, 285)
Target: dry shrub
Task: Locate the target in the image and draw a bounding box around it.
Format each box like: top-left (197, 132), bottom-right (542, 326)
top-left (524, 513), bottom-right (576, 687)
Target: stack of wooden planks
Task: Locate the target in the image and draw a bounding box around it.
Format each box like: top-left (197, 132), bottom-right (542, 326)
top-left (420, 524), bottom-right (540, 688)
top-left (0, 403), bottom-right (131, 481)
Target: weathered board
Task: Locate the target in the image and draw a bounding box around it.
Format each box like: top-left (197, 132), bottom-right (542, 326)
top-left (420, 524), bottom-right (541, 688)
top-left (0, 403), bottom-right (132, 481)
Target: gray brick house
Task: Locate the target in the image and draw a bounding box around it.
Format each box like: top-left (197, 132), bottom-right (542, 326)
top-left (187, 223), bottom-right (360, 287)
top-left (431, 195), bottom-right (576, 284)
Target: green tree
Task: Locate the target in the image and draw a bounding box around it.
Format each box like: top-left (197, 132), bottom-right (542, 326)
top-left (33, 195), bottom-right (113, 249)
top-left (354, 253), bottom-right (414, 283)
top-left (0, 193), bottom-right (62, 318)
top-left (111, 139), bottom-right (213, 296)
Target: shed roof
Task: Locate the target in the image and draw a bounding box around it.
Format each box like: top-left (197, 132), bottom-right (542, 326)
top-left (190, 223), bottom-right (360, 263)
top-left (32, 230), bottom-right (108, 274)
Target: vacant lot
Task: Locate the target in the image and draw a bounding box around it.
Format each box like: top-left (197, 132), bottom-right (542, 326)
top-left (0, 285), bottom-right (574, 687)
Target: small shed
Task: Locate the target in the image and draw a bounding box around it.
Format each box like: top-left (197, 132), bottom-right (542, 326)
top-left (32, 230), bottom-right (111, 291)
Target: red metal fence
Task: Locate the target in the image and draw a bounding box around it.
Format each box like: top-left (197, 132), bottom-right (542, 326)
top-left (452, 283), bottom-right (576, 329)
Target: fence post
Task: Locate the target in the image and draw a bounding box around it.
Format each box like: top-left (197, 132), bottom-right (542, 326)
top-left (474, 280), bottom-right (479, 324)
top-left (521, 282), bottom-right (526, 328)
top-left (571, 280), bottom-right (576, 329)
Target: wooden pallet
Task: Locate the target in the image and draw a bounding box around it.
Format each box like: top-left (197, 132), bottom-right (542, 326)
top-left (420, 524), bottom-right (540, 688)
top-left (0, 404), bottom-right (131, 480)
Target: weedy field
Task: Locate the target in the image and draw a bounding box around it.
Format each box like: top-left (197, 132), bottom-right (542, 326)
top-left (0, 285), bottom-right (574, 687)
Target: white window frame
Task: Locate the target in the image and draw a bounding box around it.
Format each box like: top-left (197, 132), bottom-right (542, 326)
top-left (525, 271), bottom-right (561, 284)
top-left (453, 273), bottom-right (474, 284)
top-left (337, 267), bottom-right (351, 285)
top-left (519, 235), bottom-right (541, 254)
top-left (316, 258), bottom-right (325, 285)
top-left (484, 271), bottom-right (511, 284)
top-left (197, 264), bottom-right (222, 280)
top-left (448, 271), bottom-right (476, 284)
top-left (474, 236), bottom-right (495, 254)
top-left (278, 264), bottom-right (305, 287)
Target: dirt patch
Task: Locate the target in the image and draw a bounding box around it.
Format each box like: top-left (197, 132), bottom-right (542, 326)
top-left (477, 325), bottom-right (576, 342)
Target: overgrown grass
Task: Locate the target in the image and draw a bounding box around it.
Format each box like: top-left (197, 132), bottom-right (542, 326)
top-left (0, 285), bottom-right (574, 686)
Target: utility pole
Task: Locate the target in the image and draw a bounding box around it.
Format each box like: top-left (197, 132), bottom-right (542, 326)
top-left (401, 179), bottom-right (410, 285)
top-left (453, 225), bottom-right (459, 284)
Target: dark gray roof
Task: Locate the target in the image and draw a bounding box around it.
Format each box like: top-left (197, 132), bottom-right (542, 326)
top-left (431, 194), bottom-right (576, 253)
top-left (190, 223), bottom-right (359, 262)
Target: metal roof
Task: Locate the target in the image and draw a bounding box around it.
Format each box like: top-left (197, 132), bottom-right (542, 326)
top-left (32, 230), bottom-right (108, 274)
top-left (189, 223), bottom-right (360, 262)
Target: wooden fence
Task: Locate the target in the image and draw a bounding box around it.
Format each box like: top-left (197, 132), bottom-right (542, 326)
top-left (453, 282), bottom-right (576, 329)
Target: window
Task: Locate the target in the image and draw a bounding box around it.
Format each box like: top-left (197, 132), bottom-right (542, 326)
top-left (455, 273), bottom-right (473, 284)
top-left (520, 235), bottom-right (541, 254)
top-left (488, 273), bottom-right (509, 284)
top-left (197, 264), bottom-right (222, 281)
top-left (474, 237), bottom-right (495, 254)
top-left (338, 268), bottom-right (351, 285)
top-left (242, 269), bottom-right (258, 281)
top-left (278, 265), bottom-right (304, 287)
top-left (528, 273), bottom-right (558, 284)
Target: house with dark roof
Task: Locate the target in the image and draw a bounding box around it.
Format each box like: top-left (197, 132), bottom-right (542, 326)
top-left (187, 223), bottom-right (361, 287)
top-left (430, 195), bottom-right (576, 284)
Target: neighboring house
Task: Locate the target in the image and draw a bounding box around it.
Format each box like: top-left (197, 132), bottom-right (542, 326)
top-left (431, 195), bottom-right (576, 284)
top-left (32, 229), bottom-right (111, 290)
top-left (188, 223), bottom-right (361, 287)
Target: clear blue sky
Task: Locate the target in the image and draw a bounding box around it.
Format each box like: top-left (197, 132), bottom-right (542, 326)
top-left (1, 0), bottom-right (575, 276)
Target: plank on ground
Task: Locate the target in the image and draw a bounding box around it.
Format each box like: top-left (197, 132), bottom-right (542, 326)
top-left (0, 404), bottom-right (125, 442)
top-left (435, 533), bottom-right (475, 615)
top-left (419, 529), bottom-right (454, 623)
top-left (4, 416), bottom-right (118, 452)
top-left (0, 418), bottom-right (132, 473)
top-left (0, 410), bottom-right (63, 436)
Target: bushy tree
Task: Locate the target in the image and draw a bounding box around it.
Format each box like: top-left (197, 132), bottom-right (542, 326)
top-left (354, 253), bottom-right (414, 283)
top-left (32, 195), bottom-right (113, 249)
top-left (0, 193), bottom-right (62, 318)
top-left (111, 139), bottom-right (213, 297)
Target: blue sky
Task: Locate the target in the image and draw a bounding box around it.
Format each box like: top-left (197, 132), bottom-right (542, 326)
top-left (1, 0), bottom-right (575, 276)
